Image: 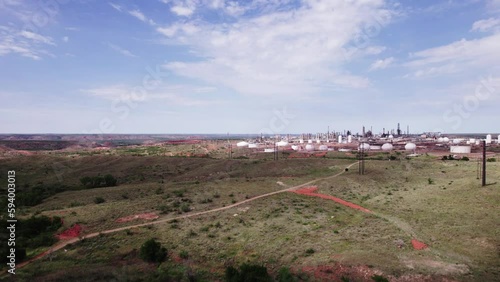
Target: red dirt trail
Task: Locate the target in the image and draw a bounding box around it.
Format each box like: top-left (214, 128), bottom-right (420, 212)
top-left (56, 224), bottom-right (82, 240)
top-left (291, 186), bottom-right (428, 250)
top-left (115, 212), bottom-right (159, 223)
top-left (290, 186), bottom-right (373, 213)
top-left (411, 239), bottom-right (428, 250)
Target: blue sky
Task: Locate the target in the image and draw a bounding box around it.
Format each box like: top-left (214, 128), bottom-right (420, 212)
top-left (1, 0), bottom-right (499, 134)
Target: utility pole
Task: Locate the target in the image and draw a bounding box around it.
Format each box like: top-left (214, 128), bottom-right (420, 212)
top-left (482, 140), bottom-right (486, 186)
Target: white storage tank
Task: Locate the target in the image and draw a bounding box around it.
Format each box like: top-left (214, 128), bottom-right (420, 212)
top-left (381, 143), bottom-right (393, 151)
top-left (276, 141), bottom-right (288, 147)
top-left (319, 145), bottom-right (328, 151)
top-left (347, 135), bottom-right (352, 143)
top-left (316, 139), bottom-right (321, 144)
top-left (248, 143), bottom-right (259, 148)
top-left (437, 137), bottom-right (444, 143)
top-left (308, 140), bottom-right (313, 144)
top-left (452, 139), bottom-right (461, 144)
top-left (359, 143), bottom-right (370, 150)
top-left (291, 145), bottom-right (299, 151)
top-left (299, 139), bottom-right (304, 144)
top-left (388, 134), bottom-right (394, 139)
top-left (450, 146), bottom-right (471, 154)
top-left (443, 137), bottom-right (450, 143)
top-left (370, 145), bottom-right (381, 150)
top-left (486, 134), bottom-right (492, 144)
top-left (405, 143), bottom-right (416, 151)
top-left (305, 144), bottom-right (315, 151)
top-left (338, 136), bottom-right (342, 143)
top-left (264, 148), bottom-right (275, 153)
top-left (237, 141), bottom-right (249, 147)
top-left (498, 135), bottom-right (500, 144)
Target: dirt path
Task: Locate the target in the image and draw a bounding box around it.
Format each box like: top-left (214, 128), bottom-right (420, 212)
top-left (16, 162), bottom-right (360, 270)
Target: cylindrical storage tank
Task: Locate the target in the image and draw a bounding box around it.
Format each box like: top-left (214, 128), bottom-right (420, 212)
top-left (450, 146), bottom-right (471, 154)
top-left (338, 136), bottom-right (342, 143)
top-left (316, 139), bottom-right (321, 144)
top-left (308, 140), bottom-right (313, 144)
top-left (359, 143), bottom-right (370, 150)
top-left (305, 144), bottom-right (314, 151)
top-left (405, 143), bottom-right (416, 151)
top-left (475, 140), bottom-right (480, 145)
top-left (299, 139), bottom-right (304, 144)
top-left (248, 143), bottom-right (259, 148)
top-left (381, 143), bottom-right (393, 151)
top-left (276, 141), bottom-right (288, 147)
top-left (236, 141), bottom-right (249, 147)
top-left (347, 135), bottom-right (352, 143)
top-left (498, 135), bottom-right (500, 143)
top-left (319, 145), bottom-right (328, 151)
top-left (370, 145), bottom-right (381, 150)
top-left (291, 145), bottom-right (299, 151)
top-left (486, 134), bottom-right (492, 144)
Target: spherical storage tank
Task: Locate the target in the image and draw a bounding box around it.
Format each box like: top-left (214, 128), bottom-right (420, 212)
top-left (276, 141), bottom-right (288, 147)
top-left (405, 143), bottom-right (416, 151)
top-left (381, 143), bottom-right (393, 151)
top-left (319, 145), bottom-right (328, 151)
top-left (437, 137), bottom-right (444, 143)
top-left (359, 143), bottom-right (370, 150)
top-left (443, 137), bottom-right (450, 143)
top-left (452, 139), bottom-right (461, 144)
top-left (291, 145), bottom-right (299, 151)
top-left (305, 144), bottom-right (315, 151)
top-left (236, 141), bottom-right (249, 147)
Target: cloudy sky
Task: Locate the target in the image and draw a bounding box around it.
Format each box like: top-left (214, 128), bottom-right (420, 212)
top-left (1, 0), bottom-right (499, 134)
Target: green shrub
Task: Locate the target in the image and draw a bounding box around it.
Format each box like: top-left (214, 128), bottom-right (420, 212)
top-left (277, 267), bottom-right (297, 282)
top-left (140, 238), bottom-right (167, 263)
top-left (371, 274), bottom-right (389, 282)
top-left (225, 263), bottom-right (272, 282)
top-left (179, 250), bottom-right (189, 259)
top-left (487, 158), bottom-right (496, 162)
top-left (94, 197), bottom-right (105, 204)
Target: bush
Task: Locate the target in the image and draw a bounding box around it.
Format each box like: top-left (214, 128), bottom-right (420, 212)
top-left (427, 178), bottom-right (434, 185)
top-left (225, 263), bottom-right (272, 282)
top-left (80, 174), bottom-right (117, 188)
top-left (180, 203), bottom-right (190, 213)
top-left (277, 267), bottom-right (297, 282)
top-left (179, 250), bottom-right (189, 259)
top-left (371, 274), bottom-right (389, 282)
top-left (94, 197), bottom-right (105, 204)
top-left (461, 156), bottom-right (470, 161)
top-left (140, 239), bottom-right (167, 263)
top-left (487, 158), bottom-right (496, 162)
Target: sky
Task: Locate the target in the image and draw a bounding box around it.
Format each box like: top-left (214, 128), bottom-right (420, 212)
top-left (0, 0), bottom-right (499, 135)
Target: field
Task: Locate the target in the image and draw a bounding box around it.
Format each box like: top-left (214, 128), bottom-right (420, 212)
top-left (0, 145), bottom-right (499, 281)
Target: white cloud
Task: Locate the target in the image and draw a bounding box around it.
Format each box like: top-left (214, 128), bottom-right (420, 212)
top-left (369, 57), bottom-right (394, 70)
top-left (109, 2), bottom-right (122, 12)
top-left (171, 5), bottom-right (195, 17)
top-left (62, 36), bottom-right (69, 43)
top-left (403, 22), bottom-right (500, 79)
top-left (106, 43), bottom-right (137, 57)
top-left (157, 0), bottom-right (394, 97)
top-left (0, 26), bottom-right (55, 60)
top-left (128, 9), bottom-right (156, 25)
top-left (83, 84), bottom-right (221, 106)
top-left (471, 18), bottom-right (500, 32)
top-left (19, 30), bottom-right (55, 45)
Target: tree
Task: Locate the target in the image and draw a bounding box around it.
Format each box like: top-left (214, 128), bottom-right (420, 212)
top-left (140, 239), bottom-right (167, 263)
top-left (225, 263), bottom-right (272, 282)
